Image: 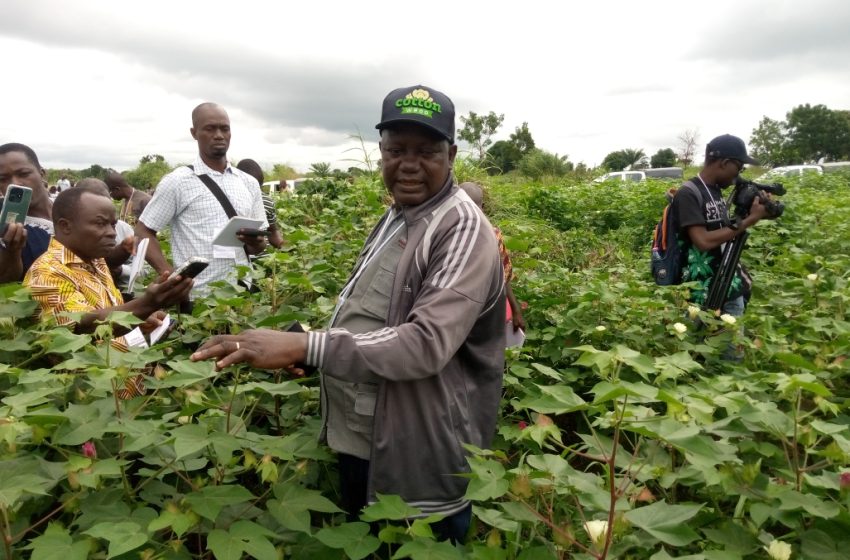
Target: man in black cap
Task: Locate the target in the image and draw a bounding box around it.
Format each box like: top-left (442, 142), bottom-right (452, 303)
top-left (191, 85), bottom-right (506, 541)
top-left (672, 134), bottom-right (769, 315)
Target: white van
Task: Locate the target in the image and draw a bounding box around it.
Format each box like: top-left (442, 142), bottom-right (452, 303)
top-left (593, 171), bottom-right (646, 184)
top-left (758, 165), bottom-right (822, 181)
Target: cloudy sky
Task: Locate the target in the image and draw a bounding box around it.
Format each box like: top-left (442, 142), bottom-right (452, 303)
top-left (3, 0), bottom-right (849, 174)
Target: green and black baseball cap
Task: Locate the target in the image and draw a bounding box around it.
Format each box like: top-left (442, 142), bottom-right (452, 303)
top-left (375, 85), bottom-right (455, 143)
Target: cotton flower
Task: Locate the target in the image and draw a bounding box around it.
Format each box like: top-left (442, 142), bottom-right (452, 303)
top-left (765, 539), bottom-right (792, 560)
top-left (673, 322), bottom-right (688, 334)
top-left (595, 325), bottom-right (607, 332)
top-left (584, 520), bottom-right (608, 545)
top-left (720, 314), bottom-right (737, 325)
top-left (840, 471), bottom-right (850, 489)
top-left (177, 415), bottom-right (192, 425)
top-left (806, 273), bottom-right (818, 282)
top-left (687, 305), bottom-right (700, 319)
top-left (81, 441), bottom-right (97, 459)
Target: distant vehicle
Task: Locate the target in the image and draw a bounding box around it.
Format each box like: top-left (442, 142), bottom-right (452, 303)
top-left (261, 178), bottom-right (308, 195)
top-left (593, 171), bottom-right (646, 184)
top-left (645, 167), bottom-right (683, 179)
top-left (821, 161), bottom-right (850, 174)
top-left (758, 165), bottom-right (822, 181)
top-left (593, 167), bottom-right (683, 184)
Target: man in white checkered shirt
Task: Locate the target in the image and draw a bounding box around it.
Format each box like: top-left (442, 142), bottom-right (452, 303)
top-left (135, 103), bottom-right (268, 299)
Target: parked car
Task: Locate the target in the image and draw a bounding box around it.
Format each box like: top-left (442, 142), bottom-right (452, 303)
top-left (593, 171), bottom-right (646, 184)
top-left (645, 167), bottom-right (683, 179)
top-left (593, 166), bottom-right (683, 184)
top-left (758, 165), bottom-right (822, 181)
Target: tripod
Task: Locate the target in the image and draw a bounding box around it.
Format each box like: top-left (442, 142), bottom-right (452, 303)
top-left (703, 230), bottom-right (748, 312)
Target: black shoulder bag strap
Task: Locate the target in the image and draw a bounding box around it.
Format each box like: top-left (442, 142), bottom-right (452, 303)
top-left (186, 165), bottom-right (255, 272)
top-left (187, 165), bottom-right (237, 219)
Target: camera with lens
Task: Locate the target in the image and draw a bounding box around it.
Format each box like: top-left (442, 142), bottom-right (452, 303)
top-left (732, 177), bottom-right (786, 219)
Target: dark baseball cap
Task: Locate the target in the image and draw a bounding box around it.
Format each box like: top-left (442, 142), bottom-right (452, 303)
top-left (706, 134), bottom-right (759, 165)
top-left (375, 85), bottom-right (455, 143)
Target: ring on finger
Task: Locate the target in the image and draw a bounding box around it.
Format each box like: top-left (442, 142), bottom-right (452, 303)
top-left (235, 341), bottom-right (240, 351)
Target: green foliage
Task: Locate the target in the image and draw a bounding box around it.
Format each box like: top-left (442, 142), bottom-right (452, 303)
top-left (751, 103), bottom-right (850, 166)
top-left (516, 149), bottom-right (573, 180)
top-left (459, 111), bottom-right (505, 161)
top-left (485, 123), bottom-right (537, 175)
top-left (2, 172), bottom-right (850, 559)
top-left (508, 122), bottom-right (535, 154)
top-left (123, 155), bottom-right (173, 190)
top-left (601, 148), bottom-right (647, 171)
top-left (308, 162), bottom-right (333, 178)
top-left (485, 140), bottom-right (522, 175)
top-left (650, 148), bottom-right (677, 168)
top-left (269, 163), bottom-right (299, 181)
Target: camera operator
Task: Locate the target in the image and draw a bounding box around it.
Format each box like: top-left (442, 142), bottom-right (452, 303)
top-left (671, 134), bottom-right (769, 317)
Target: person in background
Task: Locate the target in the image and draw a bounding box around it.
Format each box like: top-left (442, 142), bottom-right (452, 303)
top-left (459, 181), bottom-right (526, 332)
top-left (105, 170), bottom-right (152, 227)
top-left (0, 143), bottom-right (54, 283)
top-left (672, 134), bottom-right (768, 316)
top-left (134, 102), bottom-right (267, 299)
top-left (56, 175), bottom-right (71, 192)
top-left (235, 159), bottom-right (285, 249)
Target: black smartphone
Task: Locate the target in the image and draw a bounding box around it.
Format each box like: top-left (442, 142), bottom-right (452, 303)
top-left (169, 257), bottom-right (210, 280)
top-left (239, 228), bottom-right (268, 238)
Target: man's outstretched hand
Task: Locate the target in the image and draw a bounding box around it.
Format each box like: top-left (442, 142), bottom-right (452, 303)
top-left (191, 329), bottom-right (308, 371)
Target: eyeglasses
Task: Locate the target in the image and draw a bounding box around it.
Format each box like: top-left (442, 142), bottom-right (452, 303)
top-left (726, 159), bottom-right (744, 172)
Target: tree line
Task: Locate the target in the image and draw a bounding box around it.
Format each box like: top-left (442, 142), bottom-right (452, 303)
top-left (749, 103), bottom-right (850, 166)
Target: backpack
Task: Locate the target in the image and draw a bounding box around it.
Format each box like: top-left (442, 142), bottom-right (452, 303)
top-left (651, 181), bottom-right (703, 285)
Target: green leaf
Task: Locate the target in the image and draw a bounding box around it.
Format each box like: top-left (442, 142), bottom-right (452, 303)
top-left (171, 423), bottom-right (210, 459)
top-left (148, 508), bottom-right (197, 537)
top-left (702, 520), bottom-right (759, 554)
top-left (184, 485), bottom-right (255, 521)
top-left (314, 522), bottom-right (380, 560)
top-left (624, 501), bottom-right (702, 546)
top-left (516, 384), bottom-right (587, 414)
top-left (43, 328), bottom-right (91, 354)
top-left (83, 521), bottom-right (148, 558)
top-left (654, 351), bottom-right (703, 380)
top-left (27, 523), bottom-right (89, 560)
top-left (800, 529), bottom-right (846, 560)
top-left (529, 363), bottom-right (564, 381)
top-left (464, 459), bottom-right (509, 501)
top-left (154, 359), bottom-right (219, 387)
top-left (207, 528), bottom-right (243, 560)
top-left (472, 506), bottom-right (519, 532)
top-left (360, 493), bottom-right (421, 521)
top-left (393, 538), bottom-right (465, 560)
top-left (273, 482), bottom-right (342, 513)
top-left (0, 473), bottom-right (51, 507)
top-left (236, 380), bottom-right (304, 396)
top-left (777, 489), bottom-right (840, 518)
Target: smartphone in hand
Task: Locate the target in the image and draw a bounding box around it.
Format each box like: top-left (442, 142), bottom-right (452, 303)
top-left (0, 185), bottom-right (32, 232)
top-left (238, 228), bottom-right (268, 238)
top-left (169, 257), bottom-right (210, 280)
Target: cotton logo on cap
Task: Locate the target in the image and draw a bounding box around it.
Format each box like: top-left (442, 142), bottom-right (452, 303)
top-left (395, 89), bottom-right (442, 119)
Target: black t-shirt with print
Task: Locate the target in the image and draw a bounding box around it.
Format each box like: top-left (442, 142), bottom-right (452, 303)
top-left (671, 177), bottom-right (744, 304)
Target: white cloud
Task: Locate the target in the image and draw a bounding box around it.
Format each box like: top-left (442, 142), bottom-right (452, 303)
top-left (3, 0), bottom-right (849, 172)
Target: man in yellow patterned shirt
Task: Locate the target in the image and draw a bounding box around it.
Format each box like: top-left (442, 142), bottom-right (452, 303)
top-left (24, 185), bottom-right (193, 397)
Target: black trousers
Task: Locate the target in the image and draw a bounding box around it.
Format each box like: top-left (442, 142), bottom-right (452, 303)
top-left (337, 453), bottom-right (472, 543)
